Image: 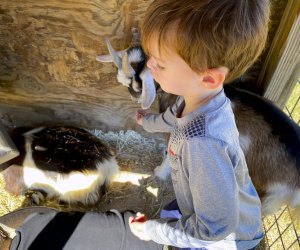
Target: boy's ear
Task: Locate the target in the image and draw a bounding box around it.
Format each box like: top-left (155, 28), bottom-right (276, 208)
top-left (202, 67), bottom-right (228, 89)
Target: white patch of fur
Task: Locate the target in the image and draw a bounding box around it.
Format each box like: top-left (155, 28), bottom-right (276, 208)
top-left (23, 127), bottom-right (45, 136)
top-left (117, 48), bottom-right (143, 87)
top-left (23, 167), bottom-right (103, 204)
top-left (238, 134), bottom-right (252, 154)
top-left (262, 183), bottom-right (297, 216)
top-left (128, 48), bottom-right (143, 63)
top-left (117, 70), bottom-right (131, 87)
top-left (95, 158), bottom-right (119, 184)
top-left (34, 145), bottom-right (48, 151)
top-left (154, 155), bottom-right (171, 180)
top-left (132, 80), bottom-right (141, 92)
top-left (115, 48), bottom-right (143, 88)
top-left (22, 135), bottom-right (119, 204)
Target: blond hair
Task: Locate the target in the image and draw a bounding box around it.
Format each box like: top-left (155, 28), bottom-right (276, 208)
top-left (141, 0), bottom-right (270, 83)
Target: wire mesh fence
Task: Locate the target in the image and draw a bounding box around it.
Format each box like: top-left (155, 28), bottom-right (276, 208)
top-left (263, 206), bottom-right (300, 249)
top-left (260, 81), bottom-right (300, 250)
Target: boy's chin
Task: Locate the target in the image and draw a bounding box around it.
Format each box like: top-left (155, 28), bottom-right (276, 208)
top-left (160, 87), bottom-right (177, 96)
top-left (159, 84), bottom-right (171, 94)
top-left (157, 81), bottom-right (178, 95)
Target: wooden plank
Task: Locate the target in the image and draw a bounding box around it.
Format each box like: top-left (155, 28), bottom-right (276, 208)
top-left (258, 0), bottom-right (300, 108)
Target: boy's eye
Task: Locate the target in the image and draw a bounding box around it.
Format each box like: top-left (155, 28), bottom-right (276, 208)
top-left (157, 64), bottom-right (165, 70)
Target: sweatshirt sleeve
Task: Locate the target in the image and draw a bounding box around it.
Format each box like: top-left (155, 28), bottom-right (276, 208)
top-left (142, 98), bottom-right (181, 133)
top-left (144, 137), bottom-right (239, 248)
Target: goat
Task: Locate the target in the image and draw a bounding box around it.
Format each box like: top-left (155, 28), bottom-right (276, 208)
top-left (0, 126), bottom-right (119, 205)
top-left (96, 39), bottom-right (300, 218)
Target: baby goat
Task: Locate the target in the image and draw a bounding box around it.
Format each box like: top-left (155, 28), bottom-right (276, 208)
top-left (97, 39), bottom-right (300, 218)
top-left (1, 126), bottom-right (119, 205)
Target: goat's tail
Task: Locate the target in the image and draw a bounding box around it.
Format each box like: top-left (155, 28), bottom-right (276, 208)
top-left (261, 185), bottom-right (300, 228)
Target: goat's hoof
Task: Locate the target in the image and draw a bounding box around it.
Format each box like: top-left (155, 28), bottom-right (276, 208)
top-left (25, 190), bottom-right (46, 205)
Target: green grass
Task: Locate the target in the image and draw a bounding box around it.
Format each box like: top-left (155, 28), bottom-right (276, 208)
top-left (284, 80), bottom-right (300, 124)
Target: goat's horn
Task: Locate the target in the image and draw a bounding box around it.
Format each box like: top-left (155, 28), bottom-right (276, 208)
top-left (130, 27), bottom-right (141, 47)
top-left (122, 53), bottom-right (135, 78)
top-left (105, 37), bottom-right (122, 70)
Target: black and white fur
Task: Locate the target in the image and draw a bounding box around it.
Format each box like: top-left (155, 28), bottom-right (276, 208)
top-left (2, 126), bottom-right (119, 205)
top-left (96, 38), bottom-right (156, 110)
top-left (97, 39), bottom-right (300, 218)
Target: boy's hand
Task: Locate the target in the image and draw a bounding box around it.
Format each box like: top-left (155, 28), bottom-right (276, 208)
top-left (135, 109), bottom-right (147, 126)
top-left (129, 212), bottom-right (151, 241)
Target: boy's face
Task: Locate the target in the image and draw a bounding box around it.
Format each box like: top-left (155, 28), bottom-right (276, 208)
top-left (146, 34), bottom-right (205, 96)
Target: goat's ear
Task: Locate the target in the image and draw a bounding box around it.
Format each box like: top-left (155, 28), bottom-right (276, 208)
top-left (95, 37), bottom-right (126, 69)
top-left (139, 68), bottom-right (156, 109)
top-left (96, 50), bottom-right (127, 63)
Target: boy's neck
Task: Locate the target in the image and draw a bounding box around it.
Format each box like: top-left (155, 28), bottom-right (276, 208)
top-left (181, 87), bottom-right (223, 117)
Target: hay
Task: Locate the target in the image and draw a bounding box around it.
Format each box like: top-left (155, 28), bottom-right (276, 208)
top-left (91, 129), bottom-right (166, 162)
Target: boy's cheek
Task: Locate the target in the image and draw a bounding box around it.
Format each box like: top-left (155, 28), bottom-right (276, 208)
top-left (152, 74), bottom-right (162, 85)
top-left (150, 70), bottom-right (158, 80)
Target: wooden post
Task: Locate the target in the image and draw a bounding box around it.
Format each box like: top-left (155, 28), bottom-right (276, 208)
top-left (258, 0), bottom-right (300, 108)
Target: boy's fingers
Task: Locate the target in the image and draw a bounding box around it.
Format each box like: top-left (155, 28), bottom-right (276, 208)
top-left (136, 109), bottom-right (146, 116)
top-left (129, 216), bottom-right (134, 224)
top-left (135, 111), bottom-right (142, 119)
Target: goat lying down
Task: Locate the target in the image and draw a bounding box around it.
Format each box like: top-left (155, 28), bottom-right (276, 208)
top-left (1, 126), bottom-right (119, 205)
top-left (97, 39), bottom-right (300, 217)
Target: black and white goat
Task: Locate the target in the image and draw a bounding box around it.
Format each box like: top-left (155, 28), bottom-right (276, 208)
top-left (1, 126), bottom-right (119, 205)
top-left (97, 39), bottom-right (300, 217)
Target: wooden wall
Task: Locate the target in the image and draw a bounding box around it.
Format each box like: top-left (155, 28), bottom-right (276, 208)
top-left (0, 0), bottom-right (290, 132)
top-left (0, 0), bottom-right (153, 133)
top-left (259, 0), bottom-right (300, 107)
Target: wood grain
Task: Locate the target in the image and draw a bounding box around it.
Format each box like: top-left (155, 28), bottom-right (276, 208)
top-left (259, 0), bottom-right (300, 108)
top-left (0, 0), bottom-right (153, 132)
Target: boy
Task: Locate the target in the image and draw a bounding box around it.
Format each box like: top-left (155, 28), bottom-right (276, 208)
top-left (129, 0), bottom-right (270, 249)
